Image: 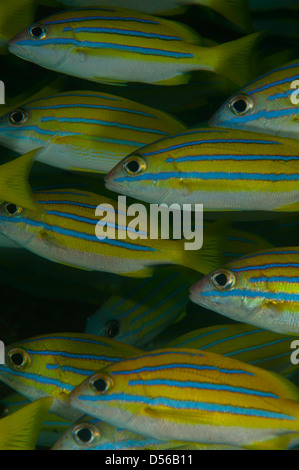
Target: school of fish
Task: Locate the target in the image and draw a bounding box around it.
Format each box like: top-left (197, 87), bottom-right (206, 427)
top-left (0, 0), bottom-right (298, 452)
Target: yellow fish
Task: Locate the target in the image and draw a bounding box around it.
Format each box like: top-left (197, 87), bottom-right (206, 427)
top-left (70, 348), bottom-right (299, 450)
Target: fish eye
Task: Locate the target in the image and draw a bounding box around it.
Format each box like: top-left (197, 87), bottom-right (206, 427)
top-left (6, 348), bottom-right (31, 371)
top-left (72, 423), bottom-right (100, 446)
top-left (9, 109), bottom-right (28, 126)
top-left (28, 24), bottom-right (48, 40)
top-left (105, 320), bottom-right (120, 339)
top-left (211, 269), bottom-right (235, 291)
top-left (229, 94), bottom-right (254, 116)
top-left (2, 203), bottom-right (23, 217)
top-left (89, 373), bottom-right (113, 394)
top-left (123, 155), bottom-right (146, 176)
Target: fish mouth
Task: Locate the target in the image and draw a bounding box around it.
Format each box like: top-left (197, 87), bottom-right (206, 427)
top-left (104, 175), bottom-right (126, 195)
top-left (189, 283), bottom-right (200, 303)
top-left (7, 43), bottom-right (28, 60)
top-left (189, 282), bottom-right (212, 308)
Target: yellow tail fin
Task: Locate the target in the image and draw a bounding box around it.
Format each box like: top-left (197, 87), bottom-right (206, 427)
top-left (182, 220), bottom-right (227, 275)
top-left (206, 32), bottom-right (264, 87)
top-left (0, 149), bottom-right (41, 212)
top-left (0, 397), bottom-right (53, 450)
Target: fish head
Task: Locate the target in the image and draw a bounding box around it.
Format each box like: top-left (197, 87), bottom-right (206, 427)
top-left (86, 293), bottom-right (145, 347)
top-left (0, 104), bottom-right (43, 154)
top-left (0, 202), bottom-right (46, 248)
top-left (1, 332), bottom-right (142, 419)
top-left (210, 61), bottom-right (299, 138)
top-left (189, 264), bottom-right (268, 325)
top-left (0, 341), bottom-right (49, 403)
top-left (52, 417), bottom-right (104, 450)
top-left (86, 301), bottom-right (126, 343)
top-left (105, 149), bottom-right (168, 204)
top-left (0, 338), bottom-right (83, 421)
top-left (8, 11), bottom-right (75, 70)
top-left (0, 334), bottom-right (86, 420)
top-left (209, 90), bottom-right (265, 132)
top-left (70, 369), bottom-right (132, 427)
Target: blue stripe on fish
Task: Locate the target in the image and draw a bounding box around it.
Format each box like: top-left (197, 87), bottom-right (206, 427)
top-left (119, 297), bottom-right (188, 341)
top-left (166, 154), bottom-right (298, 163)
top-left (26, 349), bottom-right (122, 362)
top-left (128, 379), bottom-right (279, 398)
top-left (60, 366), bottom-right (108, 375)
top-left (225, 339), bottom-right (291, 357)
top-left (106, 277), bottom-right (154, 319)
top-left (143, 139), bottom-right (281, 156)
top-left (0, 216), bottom-right (155, 252)
top-left (248, 75), bottom-right (299, 95)
top-left (199, 329), bottom-right (263, 350)
top-left (219, 108), bottom-right (299, 125)
top-left (77, 393), bottom-right (294, 420)
top-left (0, 126), bottom-right (147, 147)
top-left (268, 90), bottom-right (296, 101)
top-left (231, 263), bottom-right (299, 272)
top-left (40, 116), bottom-right (169, 135)
top-left (16, 39), bottom-right (194, 59)
top-left (126, 273), bottom-right (178, 323)
top-left (112, 364), bottom-right (254, 376)
top-left (235, 250), bottom-right (299, 260)
top-left (38, 200), bottom-right (126, 216)
top-left (0, 368), bottom-right (73, 391)
top-left (200, 289), bottom-right (299, 302)
top-left (129, 283), bottom-right (188, 326)
top-left (45, 210), bottom-right (147, 236)
top-left (114, 172), bottom-right (299, 183)
top-left (66, 26), bottom-right (183, 41)
top-left (27, 103), bottom-right (156, 118)
top-left (251, 352), bottom-right (291, 365)
top-left (172, 328), bottom-right (227, 347)
top-left (244, 63), bottom-right (299, 88)
top-left (249, 276), bottom-right (299, 283)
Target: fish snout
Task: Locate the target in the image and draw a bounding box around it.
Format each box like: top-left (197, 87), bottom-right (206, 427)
top-left (189, 277), bottom-right (206, 303)
top-left (8, 33), bottom-right (28, 58)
